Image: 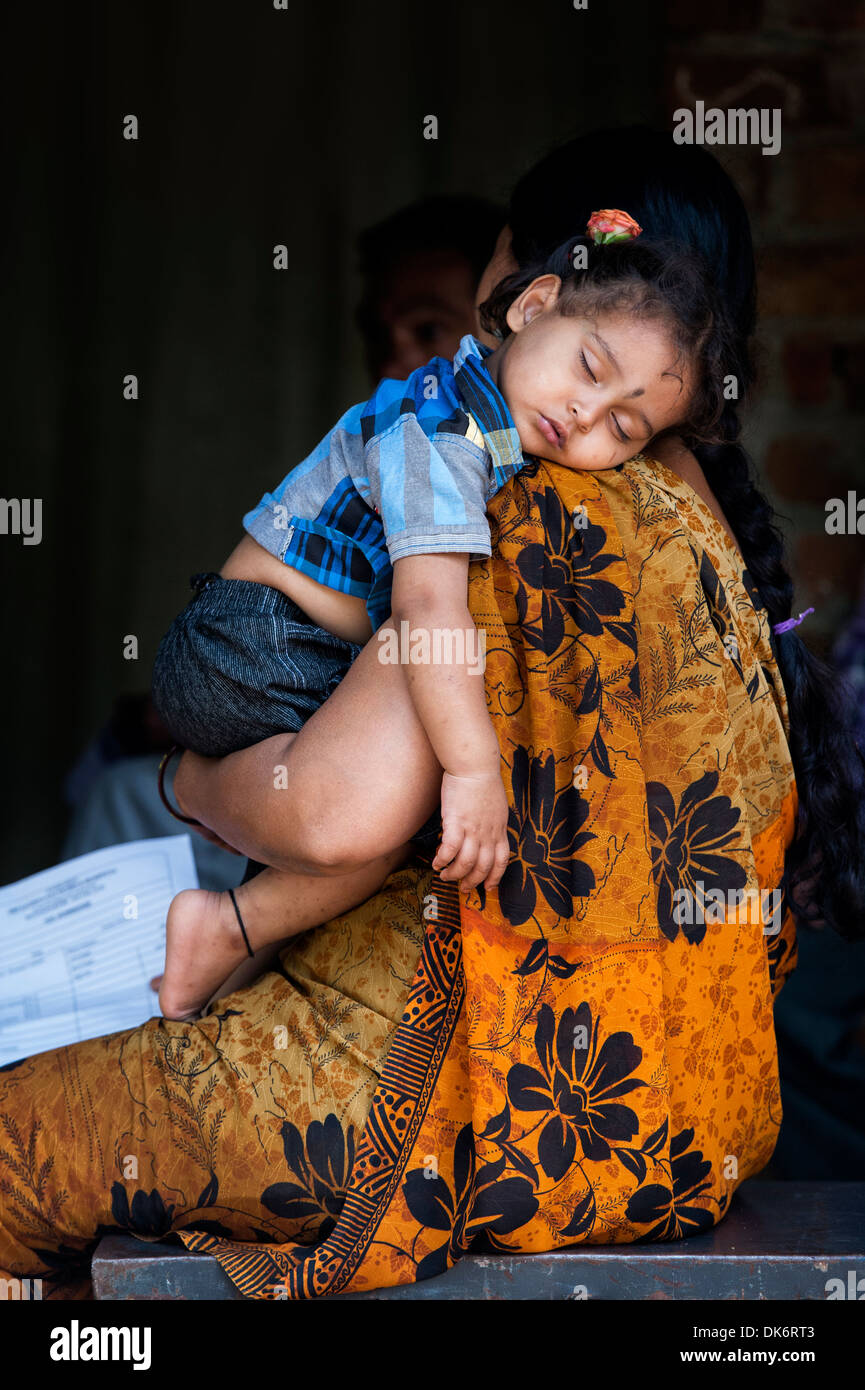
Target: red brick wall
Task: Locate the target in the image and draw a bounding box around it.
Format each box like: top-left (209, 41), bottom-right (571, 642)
top-left (662, 0), bottom-right (865, 654)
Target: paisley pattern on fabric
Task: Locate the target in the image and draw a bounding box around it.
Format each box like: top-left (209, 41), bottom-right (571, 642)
top-left (0, 455), bottom-right (798, 1298)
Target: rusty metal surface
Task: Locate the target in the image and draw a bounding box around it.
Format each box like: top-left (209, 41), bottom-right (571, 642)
top-left (91, 1180), bottom-right (865, 1300)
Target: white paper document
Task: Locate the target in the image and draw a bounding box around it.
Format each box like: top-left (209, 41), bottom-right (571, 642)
top-left (0, 836), bottom-right (198, 1066)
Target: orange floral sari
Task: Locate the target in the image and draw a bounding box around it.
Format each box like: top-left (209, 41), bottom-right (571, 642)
top-left (0, 455), bottom-right (797, 1298)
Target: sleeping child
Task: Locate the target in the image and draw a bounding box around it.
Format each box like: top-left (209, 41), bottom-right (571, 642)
top-left (151, 211), bottom-right (733, 1017)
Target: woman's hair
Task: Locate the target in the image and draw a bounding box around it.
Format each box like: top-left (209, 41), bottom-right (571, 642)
top-left (500, 126), bottom-right (865, 941)
top-left (478, 232), bottom-right (736, 448)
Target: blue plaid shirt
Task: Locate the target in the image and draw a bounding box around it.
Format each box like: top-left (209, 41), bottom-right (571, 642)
top-left (242, 334), bottom-right (526, 630)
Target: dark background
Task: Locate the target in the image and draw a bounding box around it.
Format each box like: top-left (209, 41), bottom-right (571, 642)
top-left (2, 0), bottom-right (864, 883)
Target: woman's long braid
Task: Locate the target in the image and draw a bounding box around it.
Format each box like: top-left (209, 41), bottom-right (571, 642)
top-left (693, 402), bottom-right (865, 940)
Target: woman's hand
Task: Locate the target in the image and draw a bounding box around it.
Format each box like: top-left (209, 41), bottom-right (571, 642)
top-left (186, 823), bottom-right (244, 856)
top-left (173, 749), bottom-right (244, 856)
top-left (433, 769), bottom-right (510, 894)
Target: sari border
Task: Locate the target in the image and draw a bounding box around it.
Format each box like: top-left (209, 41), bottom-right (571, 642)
top-left (178, 881), bottom-right (465, 1299)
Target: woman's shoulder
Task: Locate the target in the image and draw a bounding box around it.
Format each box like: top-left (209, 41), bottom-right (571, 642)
top-left (631, 439), bottom-right (742, 559)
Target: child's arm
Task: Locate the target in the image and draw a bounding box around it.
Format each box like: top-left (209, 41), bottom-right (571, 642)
top-left (389, 553), bottom-right (510, 894)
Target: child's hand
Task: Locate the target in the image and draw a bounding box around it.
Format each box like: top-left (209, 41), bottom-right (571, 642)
top-left (433, 770), bottom-right (510, 893)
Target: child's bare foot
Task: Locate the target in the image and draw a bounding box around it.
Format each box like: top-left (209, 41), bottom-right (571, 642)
top-left (152, 849), bottom-right (413, 1020)
top-left (158, 888), bottom-right (254, 1020)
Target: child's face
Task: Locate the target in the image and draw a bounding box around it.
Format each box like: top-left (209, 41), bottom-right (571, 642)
top-left (486, 275), bottom-right (696, 472)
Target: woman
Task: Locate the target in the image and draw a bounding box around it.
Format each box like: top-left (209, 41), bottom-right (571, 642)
top-left (476, 127), bottom-right (865, 943)
top-left (1, 129), bottom-right (862, 1300)
top-left (170, 129), bottom-right (863, 953)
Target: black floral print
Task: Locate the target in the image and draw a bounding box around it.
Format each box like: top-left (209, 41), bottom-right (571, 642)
top-left (498, 747), bottom-right (596, 926)
top-left (514, 488), bottom-right (631, 657)
top-left (402, 1122), bottom-right (539, 1280)
top-left (506, 1002), bottom-right (647, 1176)
top-left (647, 770), bottom-right (749, 943)
top-left (626, 1127), bottom-right (721, 1240)
top-left (262, 1114), bottom-right (356, 1244)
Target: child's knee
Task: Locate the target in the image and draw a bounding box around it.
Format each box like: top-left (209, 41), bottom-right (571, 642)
top-left (289, 822), bottom-right (368, 875)
top-left (287, 813), bottom-right (394, 876)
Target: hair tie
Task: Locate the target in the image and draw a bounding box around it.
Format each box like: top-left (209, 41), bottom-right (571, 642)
top-left (772, 607), bottom-right (815, 635)
top-left (586, 209), bottom-right (643, 244)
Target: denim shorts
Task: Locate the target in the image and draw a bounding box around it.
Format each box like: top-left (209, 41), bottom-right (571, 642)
top-left (151, 571), bottom-right (441, 859)
top-left (151, 572), bottom-right (364, 759)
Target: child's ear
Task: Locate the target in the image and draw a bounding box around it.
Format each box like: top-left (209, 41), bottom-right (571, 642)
top-left (505, 274), bottom-right (561, 334)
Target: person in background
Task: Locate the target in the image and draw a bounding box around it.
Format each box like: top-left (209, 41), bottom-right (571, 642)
top-left (60, 698), bottom-right (240, 891)
top-left (355, 194), bottom-right (504, 381)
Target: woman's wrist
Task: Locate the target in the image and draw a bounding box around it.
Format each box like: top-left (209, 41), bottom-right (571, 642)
top-left (172, 750), bottom-right (199, 821)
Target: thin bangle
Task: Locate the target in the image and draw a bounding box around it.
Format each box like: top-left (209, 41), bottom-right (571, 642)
top-left (157, 744), bottom-right (204, 827)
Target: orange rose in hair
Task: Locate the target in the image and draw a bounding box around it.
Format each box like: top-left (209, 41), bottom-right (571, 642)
top-left (586, 209), bottom-right (643, 244)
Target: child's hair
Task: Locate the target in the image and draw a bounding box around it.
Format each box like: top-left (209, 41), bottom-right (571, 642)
top-left (498, 126), bottom-right (865, 942)
top-left (478, 233), bottom-right (736, 450)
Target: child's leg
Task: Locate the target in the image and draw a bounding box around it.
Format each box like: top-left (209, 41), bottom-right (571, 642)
top-left (157, 846), bottom-right (409, 1020)
top-left (157, 625), bottom-right (446, 1018)
top-left (173, 617), bottom-right (446, 879)
top-left (159, 616), bottom-right (501, 1020)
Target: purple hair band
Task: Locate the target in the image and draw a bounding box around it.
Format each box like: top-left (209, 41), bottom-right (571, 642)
top-left (772, 607), bottom-right (815, 636)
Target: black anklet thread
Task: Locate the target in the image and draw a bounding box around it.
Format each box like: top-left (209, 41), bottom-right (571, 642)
top-left (228, 888), bottom-right (255, 958)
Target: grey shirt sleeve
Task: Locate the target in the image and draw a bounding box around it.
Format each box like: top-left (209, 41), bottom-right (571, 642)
top-left (365, 413), bottom-right (495, 565)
